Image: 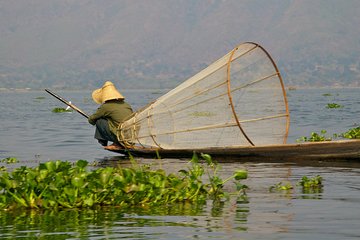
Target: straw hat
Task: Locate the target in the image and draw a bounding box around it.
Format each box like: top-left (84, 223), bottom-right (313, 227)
top-left (92, 81), bottom-right (124, 104)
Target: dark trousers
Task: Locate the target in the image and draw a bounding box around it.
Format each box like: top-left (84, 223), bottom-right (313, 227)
top-left (94, 119), bottom-right (118, 146)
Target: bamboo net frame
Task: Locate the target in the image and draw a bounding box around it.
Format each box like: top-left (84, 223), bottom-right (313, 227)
top-left (117, 42), bottom-right (290, 149)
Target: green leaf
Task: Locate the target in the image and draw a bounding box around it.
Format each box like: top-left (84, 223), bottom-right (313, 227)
top-left (200, 153), bottom-right (212, 165)
top-left (99, 168), bottom-right (113, 185)
top-left (44, 161), bottom-right (56, 172)
top-left (52, 107), bottom-right (73, 113)
top-left (234, 170), bottom-right (248, 180)
top-left (76, 160), bottom-right (88, 169)
top-left (191, 152), bottom-right (199, 164)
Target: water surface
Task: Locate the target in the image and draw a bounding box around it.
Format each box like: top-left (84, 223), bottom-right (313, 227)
top-left (0, 88), bottom-right (359, 239)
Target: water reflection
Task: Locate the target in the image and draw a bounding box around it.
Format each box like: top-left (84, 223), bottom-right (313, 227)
top-left (0, 197), bottom-right (250, 239)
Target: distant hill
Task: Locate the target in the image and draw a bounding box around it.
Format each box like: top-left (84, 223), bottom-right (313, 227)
top-left (0, 0), bottom-right (359, 89)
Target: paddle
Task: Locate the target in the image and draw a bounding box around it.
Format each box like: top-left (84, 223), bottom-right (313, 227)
top-left (45, 89), bottom-right (90, 119)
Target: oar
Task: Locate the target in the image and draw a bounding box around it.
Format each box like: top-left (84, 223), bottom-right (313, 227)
top-left (45, 89), bottom-right (90, 119)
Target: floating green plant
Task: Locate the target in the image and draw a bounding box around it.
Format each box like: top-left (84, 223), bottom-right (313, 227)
top-left (298, 175), bottom-right (322, 188)
top-left (194, 153), bottom-right (248, 199)
top-left (0, 154), bottom-right (247, 210)
top-left (340, 126), bottom-right (360, 139)
top-left (269, 175), bottom-right (323, 194)
top-left (1, 157), bottom-right (18, 164)
top-left (326, 103), bottom-right (343, 109)
top-left (34, 96), bottom-right (46, 103)
top-left (322, 93), bottom-right (332, 96)
top-left (297, 130), bottom-right (332, 142)
top-left (299, 125), bottom-right (360, 142)
top-left (297, 175), bottom-right (323, 194)
top-left (52, 107), bottom-right (73, 113)
top-left (269, 181), bottom-right (293, 192)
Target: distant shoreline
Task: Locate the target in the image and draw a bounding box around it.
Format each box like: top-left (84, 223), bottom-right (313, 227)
top-left (1, 86), bottom-right (359, 93)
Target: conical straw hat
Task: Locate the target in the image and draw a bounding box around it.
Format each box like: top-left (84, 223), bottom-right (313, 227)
top-left (92, 81), bottom-right (124, 104)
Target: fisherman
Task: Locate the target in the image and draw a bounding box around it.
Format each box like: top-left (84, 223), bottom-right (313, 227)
top-left (88, 81), bottom-right (133, 150)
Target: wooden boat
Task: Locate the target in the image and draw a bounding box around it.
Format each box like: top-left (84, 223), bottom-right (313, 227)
top-left (106, 139), bottom-right (360, 161)
top-left (105, 42), bottom-right (360, 161)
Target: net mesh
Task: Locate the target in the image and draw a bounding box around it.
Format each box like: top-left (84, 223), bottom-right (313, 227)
top-left (118, 42), bottom-right (290, 149)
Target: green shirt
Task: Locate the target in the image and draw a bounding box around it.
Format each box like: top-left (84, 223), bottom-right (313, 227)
top-left (88, 100), bottom-right (133, 134)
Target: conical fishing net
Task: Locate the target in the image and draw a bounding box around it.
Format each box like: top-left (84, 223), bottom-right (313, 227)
top-left (118, 42), bottom-right (290, 149)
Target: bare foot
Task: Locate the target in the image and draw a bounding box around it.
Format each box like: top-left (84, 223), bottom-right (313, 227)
top-left (104, 143), bottom-right (124, 150)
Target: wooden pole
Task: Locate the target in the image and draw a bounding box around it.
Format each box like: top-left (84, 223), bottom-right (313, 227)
top-left (45, 89), bottom-right (90, 119)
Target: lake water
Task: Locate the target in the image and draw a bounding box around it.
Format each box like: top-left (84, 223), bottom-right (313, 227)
top-left (0, 88), bottom-right (360, 239)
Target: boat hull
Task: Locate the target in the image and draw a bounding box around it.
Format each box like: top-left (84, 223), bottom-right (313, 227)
top-left (107, 140), bottom-right (360, 161)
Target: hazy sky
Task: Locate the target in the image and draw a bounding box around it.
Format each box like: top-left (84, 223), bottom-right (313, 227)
top-left (1, 0), bottom-right (359, 88)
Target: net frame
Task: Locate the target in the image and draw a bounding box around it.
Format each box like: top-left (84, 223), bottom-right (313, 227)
top-left (118, 42), bottom-right (290, 149)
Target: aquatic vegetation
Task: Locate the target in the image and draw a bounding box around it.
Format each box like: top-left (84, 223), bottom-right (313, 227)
top-left (297, 175), bottom-right (323, 194)
top-left (34, 96), bottom-right (46, 102)
top-left (298, 126), bottom-right (360, 142)
top-left (269, 181), bottom-right (293, 192)
top-left (0, 154), bottom-right (247, 210)
top-left (322, 93), bottom-right (332, 96)
top-left (52, 107), bottom-right (73, 113)
top-left (270, 175), bottom-right (323, 194)
top-left (297, 130), bottom-right (332, 142)
top-left (298, 175), bottom-right (322, 188)
top-left (326, 103), bottom-right (343, 109)
top-left (194, 153), bottom-right (248, 198)
top-left (1, 157), bottom-right (18, 164)
top-left (340, 126), bottom-right (360, 139)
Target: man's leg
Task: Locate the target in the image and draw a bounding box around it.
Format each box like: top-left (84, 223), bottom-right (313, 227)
top-left (94, 119), bottom-right (113, 146)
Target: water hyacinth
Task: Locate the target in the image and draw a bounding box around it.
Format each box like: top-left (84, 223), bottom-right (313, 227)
top-left (52, 107), bottom-right (72, 113)
top-left (297, 130), bottom-right (332, 142)
top-left (297, 126), bottom-right (360, 142)
top-left (0, 154), bottom-right (247, 210)
top-left (341, 126), bottom-right (360, 139)
top-left (297, 175), bottom-right (323, 189)
top-left (326, 103), bottom-right (343, 109)
top-left (297, 175), bottom-right (323, 194)
top-left (269, 181), bottom-right (293, 192)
